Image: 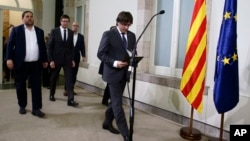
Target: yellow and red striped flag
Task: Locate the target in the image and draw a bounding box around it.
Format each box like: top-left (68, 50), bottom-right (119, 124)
top-left (180, 0), bottom-right (207, 113)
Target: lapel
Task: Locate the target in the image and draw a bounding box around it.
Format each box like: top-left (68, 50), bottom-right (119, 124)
top-left (20, 25), bottom-right (26, 50)
top-left (56, 28), bottom-right (64, 42)
top-left (34, 27), bottom-right (41, 42)
top-left (34, 27), bottom-right (40, 48)
top-left (114, 29), bottom-right (125, 49)
top-left (126, 32), bottom-right (134, 52)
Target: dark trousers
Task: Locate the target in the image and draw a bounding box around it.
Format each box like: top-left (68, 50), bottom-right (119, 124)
top-left (102, 84), bottom-right (110, 104)
top-left (64, 61), bottom-right (79, 90)
top-left (14, 61), bottom-right (42, 110)
top-left (104, 80), bottom-right (129, 137)
top-left (42, 66), bottom-right (51, 87)
top-left (50, 60), bottom-right (74, 101)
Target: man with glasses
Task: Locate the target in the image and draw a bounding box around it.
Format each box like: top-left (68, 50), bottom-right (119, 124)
top-left (97, 11), bottom-right (136, 141)
top-left (63, 21), bottom-right (86, 96)
top-left (47, 15), bottom-right (78, 107)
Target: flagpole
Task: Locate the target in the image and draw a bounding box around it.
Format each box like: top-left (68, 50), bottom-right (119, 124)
top-left (207, 113), bottom-right (226, 141)
top-left (219, 113), bottom-right (224, 141)
top-left (180, 107), bottom-right (201, 140)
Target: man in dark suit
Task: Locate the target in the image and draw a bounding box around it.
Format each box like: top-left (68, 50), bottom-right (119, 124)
top-left (42, 33), bottom-right (51, 89)
top-left (98, 61), bottom-right (110, 106)
top-left (97, 11), bottom-right (136, 141)
top-left (47, 15), bottom-right (78, 107)
top-left (6, 11), bottom-right (48, 118)
top-left (63, 21), bottom-right (85, 96)
top-left (98, 26), bottom-right (116, 106)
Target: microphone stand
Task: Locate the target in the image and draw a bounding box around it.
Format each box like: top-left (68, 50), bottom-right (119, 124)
top-left (129, 10), bottom-right (165, 141)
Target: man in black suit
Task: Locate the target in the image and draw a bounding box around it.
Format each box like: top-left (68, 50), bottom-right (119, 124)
top-left (47, 15), bottom-right (78, 107)
top-left (6, 11), bottom-right (48, 118)
top-left (63, 21), bottom-right (85, 96)
top-left (42, 33), bottom-right (51, 89)
top-left (97, 11), bottom-right (136, 141)
top-left (98, 26), bottom-right (116, 106)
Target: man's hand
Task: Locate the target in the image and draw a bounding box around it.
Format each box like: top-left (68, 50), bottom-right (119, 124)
top-left (6, 60), bottom-right (14, 70)
top-left (82, 57), bottom-right (86, 62)
top-left (43, 62), bottom-right (48, 68)
top-left (117, 61), bottom-right (128, 68)
top-left (50, 61), bottom-right (55, 69)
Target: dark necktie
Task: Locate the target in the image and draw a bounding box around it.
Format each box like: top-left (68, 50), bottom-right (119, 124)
top-left (121, 33), bottom-right (127, 49)
top-left (63, 29), bottom-right (66, 42)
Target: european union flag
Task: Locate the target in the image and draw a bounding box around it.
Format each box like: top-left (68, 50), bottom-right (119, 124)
top-left (214, 0), bottom-right (239, 114)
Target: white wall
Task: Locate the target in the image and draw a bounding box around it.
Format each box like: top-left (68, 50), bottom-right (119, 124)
top-left (204, 0), bottom-right (250, 130)
top-left (77, 0), bottom-right (137, 88)
top-left (42, 0), bottom-right (55, 35)
top-left (237, 0), bottom-right (250, 97)
top-left (78, 0), bottom-right (250, 132)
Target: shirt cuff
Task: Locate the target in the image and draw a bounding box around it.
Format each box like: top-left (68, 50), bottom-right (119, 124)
top-left (113, 61), bottom-right (118, 68)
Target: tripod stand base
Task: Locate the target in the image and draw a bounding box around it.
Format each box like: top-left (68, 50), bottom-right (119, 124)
top-left (180, 127), bottom-right (201, 140)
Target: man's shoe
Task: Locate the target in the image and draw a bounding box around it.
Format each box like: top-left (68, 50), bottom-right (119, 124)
top-left (32, 110), bottom-right (45, 118)
top-left (102, 124), bottom-right (120, 134)
top-left (49, 95), bottom-right (56, 101)
top-left (19, 107), bottom-right (26, 115)
top-left (67, 100), bottom-right (79, 107)
top-left (73, 91), bottom-right (77, 95)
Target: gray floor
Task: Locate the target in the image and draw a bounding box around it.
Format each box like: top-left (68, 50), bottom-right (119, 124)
top-left (0, 84), bottom-right (210, 141)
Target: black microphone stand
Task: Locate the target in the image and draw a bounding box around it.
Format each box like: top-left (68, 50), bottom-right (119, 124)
top-left (129, 10), bottom-right (165, 141)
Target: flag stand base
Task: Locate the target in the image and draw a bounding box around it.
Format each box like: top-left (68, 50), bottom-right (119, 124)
top-left (180, 127), bottom-right (201, 140)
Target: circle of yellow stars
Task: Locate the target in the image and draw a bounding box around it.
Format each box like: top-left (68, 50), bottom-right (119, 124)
top-left (217, 10), bottom-right (238, 66)
top-left (219, 53), bottom-right (238, 65)
top-left (224, 11), bottom-right (237, 21)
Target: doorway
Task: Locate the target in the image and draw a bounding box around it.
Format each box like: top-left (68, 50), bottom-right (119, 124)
top-left (1, 10), bottom-right (22, 85)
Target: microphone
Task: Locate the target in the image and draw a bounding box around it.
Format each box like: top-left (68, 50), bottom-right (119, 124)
top-left (136, 10), bottom-right (165, 44)
top-left (158, 10), bottom-right (165, 15)
top-left (127, 10), bottom-right (165, 82)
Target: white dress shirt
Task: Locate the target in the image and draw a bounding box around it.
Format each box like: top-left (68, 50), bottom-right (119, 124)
top-left (24, 25), bottom-right (39, 62)
top-left (60, 26), bottom-right (68, 41)
top-left (73, 34), bottom-right (78, 47)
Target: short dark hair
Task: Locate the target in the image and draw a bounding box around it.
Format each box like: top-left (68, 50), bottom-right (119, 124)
top-left (22, 11), bottom-right (33, 19)
top-left (116, 11), bottom-right (133, 24)
top-left (60, 14), bottom-right (70, 21)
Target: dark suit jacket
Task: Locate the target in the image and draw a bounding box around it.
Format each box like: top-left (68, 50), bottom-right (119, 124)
top-left (74, 33), bottom-right (85, 64)
top-left (47, 27), bottom-right (74, 65)
top-left (6, 24), bottom-right (47, 70)
top-left (97, 28), bottom-right (136, 83)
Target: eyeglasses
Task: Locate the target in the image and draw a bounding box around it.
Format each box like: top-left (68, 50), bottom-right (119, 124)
top-left (120, 22), bottom-right (131, 27)
top-left (61, 20), bottom-right (69, 23)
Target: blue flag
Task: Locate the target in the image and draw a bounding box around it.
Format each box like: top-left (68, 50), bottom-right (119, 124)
top-left (214, 0), bottom-right (239, 114)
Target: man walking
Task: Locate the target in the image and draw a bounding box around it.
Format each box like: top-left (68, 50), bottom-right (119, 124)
top-left (64, 21), bottom-right (86, 96)
top-left (6, 11), bottom-right (48, 118)
top-left (47, 15), bottom-right (78, 107)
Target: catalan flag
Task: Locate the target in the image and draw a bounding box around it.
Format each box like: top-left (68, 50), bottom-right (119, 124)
top-left (214, 0), bottom-right (239, 114)
top-left (180, 0), bottom-right (207, 113)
